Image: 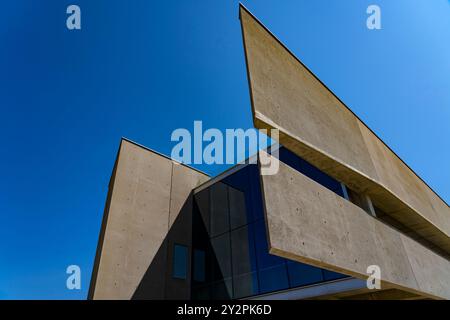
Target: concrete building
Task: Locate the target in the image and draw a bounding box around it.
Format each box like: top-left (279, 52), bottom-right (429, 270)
top-left (88, 5), bottom-right (450, 300)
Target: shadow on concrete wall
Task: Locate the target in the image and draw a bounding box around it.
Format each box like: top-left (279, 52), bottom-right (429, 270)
top-left (132, 191), bottom-right (230, 300)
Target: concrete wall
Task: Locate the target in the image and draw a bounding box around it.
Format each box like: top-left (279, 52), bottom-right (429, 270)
top-left (260, 156), bottom-right (450, 299)
top-left (239, 5), bottom-right (450, 253)
top-left (89, 139), bottom-right (209, 299)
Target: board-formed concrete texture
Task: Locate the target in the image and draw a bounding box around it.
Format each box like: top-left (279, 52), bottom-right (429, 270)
top-left (260, 155), bottom-right (450, 299)
top-left (239, 5), bottom-right (450, 254)
top-left (88, 139), bottom-right (209, 299)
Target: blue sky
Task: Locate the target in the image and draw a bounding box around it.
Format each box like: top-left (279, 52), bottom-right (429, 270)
top-left (0, 0), bottom-right (449, 299)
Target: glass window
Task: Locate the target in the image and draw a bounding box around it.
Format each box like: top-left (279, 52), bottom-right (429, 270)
top-left (323, 269), bottom-right (347, 281)
top-left (228, 187), bottom-right (248, 229)
top-left (194, 189), bottom-right (210, 235)
top-left (223, 167), bottom-right (257, 227)
top-left (233, 272), bottom-right (259, 299)
top-left (287, 261), bottom-right (324, 287)
top-left (209, 183), bottom-right (230, 237)
top-left (231, 225), bottom-right (257, 276)
top-left (193, 249), bottom-right (206, 282)
top-left (192, 284), bottom-right (210, 300)
top-left (248, 165), bottom-right (264, 222)
top-left (279, 146), bottom-right (343, 197)
top-left (254, 219), bottom-right (285, 269)
top-left (279, 147), bottom-right (302, 172)
top-left (211, 279), bottom-right (233, 300)
top-left (172, 244), bottom-right (188, 279)
top-left (190, 162), bottom-right (348, 300)
top-left (258, 264), bottom-right (289, 294)
top-left (211, 233), bottom-right (232, 281)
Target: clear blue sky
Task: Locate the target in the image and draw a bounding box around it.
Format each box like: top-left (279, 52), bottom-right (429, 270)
top-left (0, 0), bottom-right (449, 299)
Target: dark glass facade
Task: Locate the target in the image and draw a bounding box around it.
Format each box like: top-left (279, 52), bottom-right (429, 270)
top-left (172, 244), bottom-right (188, 279)
top-left (189, 146), bottom-right (348, 299)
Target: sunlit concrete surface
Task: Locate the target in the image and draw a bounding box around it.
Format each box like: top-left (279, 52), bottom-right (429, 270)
top-left (260, 154), bottom-right (450, 299)
top-left (89, 139), bottom-right (208, 299)
top-left (240, 5), bottom-right (450, 254)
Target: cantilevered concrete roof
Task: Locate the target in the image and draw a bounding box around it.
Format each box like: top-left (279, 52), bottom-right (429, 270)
top-left (239, 4), bottom-right (450, 255)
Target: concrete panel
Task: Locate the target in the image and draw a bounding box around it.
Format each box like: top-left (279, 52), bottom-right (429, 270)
top-left (89, 139), bottom-right (208, 299)
top-left (261, 157), bottom-right (450, 299)
top-left (401, 234), bottom-right (450, 299)
top-left (240, 5), bottom-right (450, 253)
top-left (240, 8), bottom-right (378, 181)
top-left (169, 163), bottom-right (209, 228)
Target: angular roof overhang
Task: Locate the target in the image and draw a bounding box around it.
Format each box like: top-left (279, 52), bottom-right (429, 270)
top-left (239, 4), bottom-right (450, 255)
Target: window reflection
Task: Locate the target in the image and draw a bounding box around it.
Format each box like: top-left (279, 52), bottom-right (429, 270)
top-left (231, 225), bottom-right (257, 275)
top-left (193, 249), bottom-right (206, 283)
top-left (211, 233), bottom-right (232, 281)
top-left (210, 182), bottom-right (229, 237)
top-left (279, 147), bottom-right (344, 197)
top-left (254, 219), bottom-right (286, 270)
top-left (258, 264), bottom-right (290, 294)
top-left (191, 147), bottom-right (348, 300)
top-left (287, 261), bottom-right (324, 287)
top-left (233, 272), bottom-right (259, 299)
top-left (172, 244), bottom-right (188, 280)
